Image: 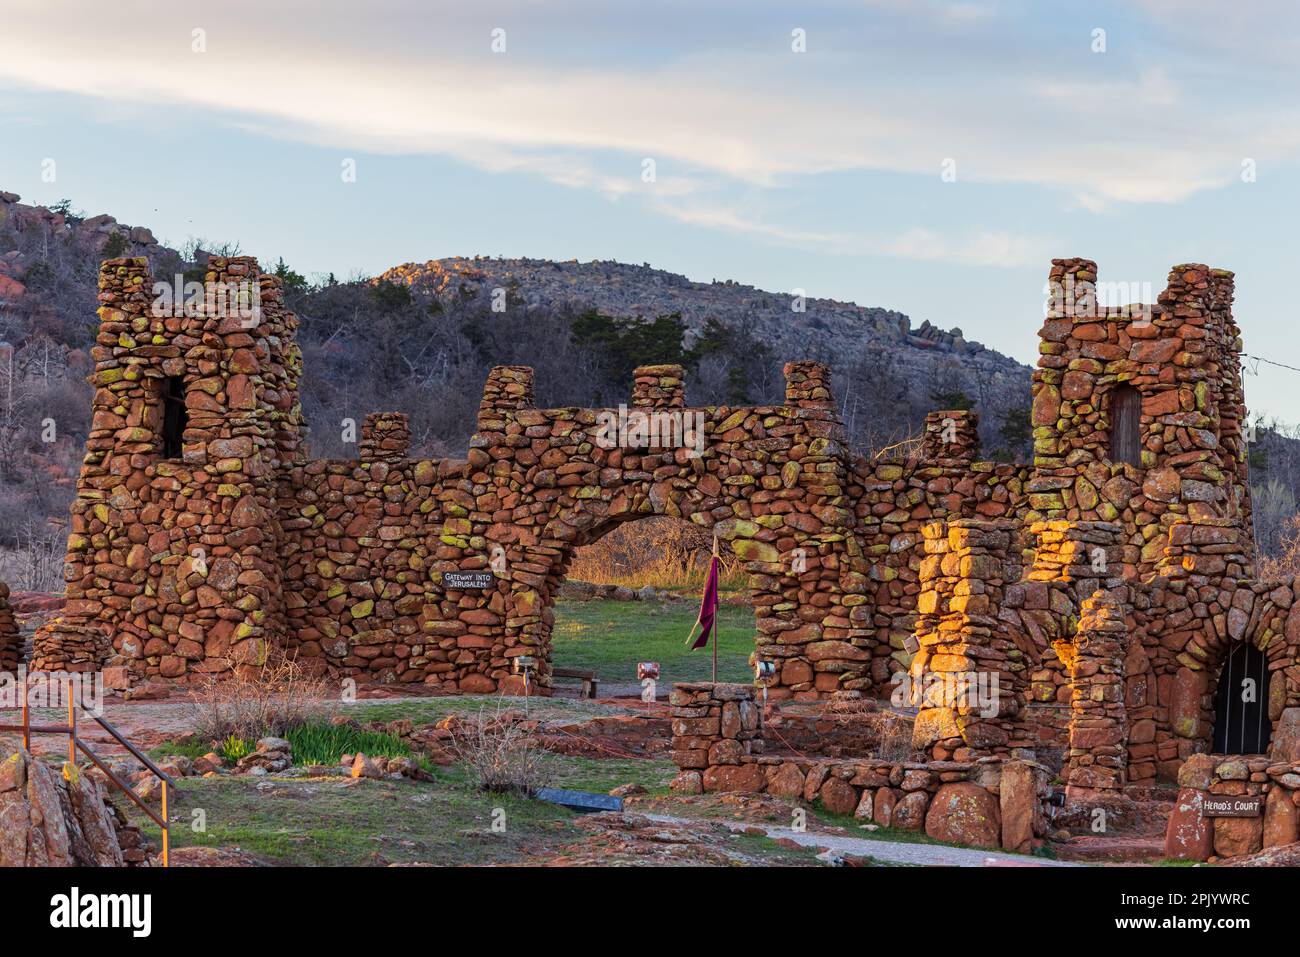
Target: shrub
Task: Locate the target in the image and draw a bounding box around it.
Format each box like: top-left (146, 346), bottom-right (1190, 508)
top-left (218, 734), bottom-right (254, 763)
top-left (447, 699), bottom-right (557, 796)
top-left (183, 657), bottom-right (335, 743)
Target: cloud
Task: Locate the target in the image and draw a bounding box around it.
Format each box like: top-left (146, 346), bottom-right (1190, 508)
top-left (653, 202), bottom-right (1044, 267)
top-left (0, 0), bottom-right (1295, 218)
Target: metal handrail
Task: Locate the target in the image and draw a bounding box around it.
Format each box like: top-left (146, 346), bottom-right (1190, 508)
top-left (0, 674), bottom-right (172, 866)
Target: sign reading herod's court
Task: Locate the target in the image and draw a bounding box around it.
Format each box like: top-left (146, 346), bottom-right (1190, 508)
top-left (440, 571), bottom-right (495, 590)
top-left (1203, 795), bottom-right (1263, 818)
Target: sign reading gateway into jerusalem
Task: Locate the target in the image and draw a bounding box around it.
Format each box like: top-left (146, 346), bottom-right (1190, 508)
top-left (440, 571), bottom-right (495, 590)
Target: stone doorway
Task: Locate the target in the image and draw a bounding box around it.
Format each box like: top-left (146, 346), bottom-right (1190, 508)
top-left (1211, 642), bottom-right (1272, 755)
top-left (550, 515), bottom-right (756, 697)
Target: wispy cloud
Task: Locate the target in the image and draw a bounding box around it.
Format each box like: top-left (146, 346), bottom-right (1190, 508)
top-left (653, 202), bottom-right (1044, 267)
top-left (0, 0), bottom-right (1296, 230)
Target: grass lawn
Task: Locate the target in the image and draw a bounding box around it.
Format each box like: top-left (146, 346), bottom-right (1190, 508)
top-left (128, 754), bottom-right (807, 866)
top-left (551, 598), bottom-right (754, 685)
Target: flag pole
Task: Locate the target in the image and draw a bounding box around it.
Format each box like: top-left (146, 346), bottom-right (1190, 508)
top-left (711, 530), bottom-right (719, 684)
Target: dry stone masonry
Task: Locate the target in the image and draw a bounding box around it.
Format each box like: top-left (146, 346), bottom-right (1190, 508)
top-left (0, 583), bottom-right (19, 675)
top-left (668, 681), bottom-right (1051, 851)
top-left (28, 255), bottom-right (1300, 844)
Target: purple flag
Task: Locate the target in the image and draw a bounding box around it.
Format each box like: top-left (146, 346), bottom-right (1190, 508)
top-left (689, 555), bottom-right (721, 650)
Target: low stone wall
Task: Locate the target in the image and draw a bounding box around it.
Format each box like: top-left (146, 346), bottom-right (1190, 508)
top-left (0, 583), bottom-right (19, 673)
top-left (1165, 753), bottom-right (1300, 861)
top-left (669, 682), bottom-right (1051, 852)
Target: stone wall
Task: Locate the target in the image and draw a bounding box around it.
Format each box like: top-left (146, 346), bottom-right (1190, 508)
top-left (1064, 591), bottom-right (1130, 796)
top-left (1165, 753), bottom-right (1300, 861)
top-left (0, 583), bottom-right (19, 674)
top-left (32, 254), bottom-right (1300, 783)
top-left (668, 681), bottom-right (1051, 852)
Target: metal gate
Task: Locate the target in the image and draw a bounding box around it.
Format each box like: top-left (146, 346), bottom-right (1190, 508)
top-left (1211, 643), bottom-right (1271, 755)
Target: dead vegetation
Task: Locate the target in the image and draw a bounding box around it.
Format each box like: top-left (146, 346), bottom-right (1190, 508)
top-left (445, 699), bottom-right (558, 796)
top-left (567, 517), bottom-right (748, 593)
top-left (827, 697), bottom-right (918, 761)
top-left (182, 657), bottom-right (336, 742)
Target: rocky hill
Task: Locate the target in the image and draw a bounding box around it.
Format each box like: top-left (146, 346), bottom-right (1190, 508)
top-left (380, 257), bottom-right (1032, 405)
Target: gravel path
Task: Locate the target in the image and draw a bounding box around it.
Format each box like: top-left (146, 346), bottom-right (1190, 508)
top-left (644, 814), bottom-right (1079, 867)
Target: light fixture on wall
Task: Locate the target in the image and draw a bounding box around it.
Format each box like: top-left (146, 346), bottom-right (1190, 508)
top-left (513, 654), bottom-right (536, 705)
top-left (754, 659), bottom-right (776, 705)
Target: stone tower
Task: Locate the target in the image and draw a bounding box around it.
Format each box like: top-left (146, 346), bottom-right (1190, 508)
top-left (34, 256), bottom-right (306, 679)
top-left (1028, 258), bottom-right (1249, 574)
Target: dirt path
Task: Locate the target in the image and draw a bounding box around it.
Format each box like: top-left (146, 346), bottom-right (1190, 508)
top-left (644, 814), bottom-right (1079, 867)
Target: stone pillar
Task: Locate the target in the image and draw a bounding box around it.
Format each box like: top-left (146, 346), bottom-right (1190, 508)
top-left (783, 361), bottom-right (834, 411)
top-left (477, 365), bottom-right (534, 430)
top-left (922, 409), bottom-right (979, 463)
top-left (359, 412), bottom-right (411, 462)
top-left (1064, 590), bottom-right (1130, 797)
top-left (910, 519), bottom-right (1023, 760)
top-left (255, 275), bottom-right (308, 469)
top-left (631, 364), bottom-right (685, 409)
top-left (669, 682), bottom-right (764, 794)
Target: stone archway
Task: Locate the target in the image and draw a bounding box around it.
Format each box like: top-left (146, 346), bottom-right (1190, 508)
top-left (543, 511), bottom-right (760, 691)
top-left (1169, 597), bottom-right (1291, 761)
top-left (434, 361), bottom-right (872, 698)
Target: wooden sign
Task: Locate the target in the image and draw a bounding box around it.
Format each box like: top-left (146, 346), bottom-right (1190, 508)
top-left (440, 571), bottom-right (495, 590)
top-left (1203, 795), bottom-right (1262, 818)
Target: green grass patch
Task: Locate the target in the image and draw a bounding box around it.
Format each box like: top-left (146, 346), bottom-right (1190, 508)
top-left (284, 721), bottom-right (412, 767)
top-left (544, 756), bottom-right (677, 795)
top-left (146, 774), bottom-right (575, 866)
top-left (149, 739), bottom-right (211, 761)
top-left (551, 598), bottom-right (753, 685)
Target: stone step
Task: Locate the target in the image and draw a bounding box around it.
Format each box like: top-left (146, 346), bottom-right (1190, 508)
top-left (1053, 833), bottom-right (1166, 863)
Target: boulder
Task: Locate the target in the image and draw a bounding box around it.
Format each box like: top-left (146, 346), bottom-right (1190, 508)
top-left (1263, 787), bottom-right (1298, 849)
top-left (892, 791), bottom-right (929, 831)
top-left (999, 760), bottom-right (1040, 852)
top-left (925, 782), bottom-right (1001, 848)
top-left (702, 763), bottom-right (765, 793)
top-left (1164, 788), bottom-right (1214, 861)
top-left (817, 776), bottom-right (858, 816)
top-left (669, 771), bottom-right (703, 795)
top-left (766, 762), bottom-right (806, 800)
top-left (0, 751), bottom-right (124, 866)
top-left (1214, 816), bottom-right (1263, 858)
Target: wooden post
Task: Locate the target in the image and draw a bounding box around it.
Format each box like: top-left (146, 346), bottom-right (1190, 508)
top-left (712, 532), bottom-right (719, 685)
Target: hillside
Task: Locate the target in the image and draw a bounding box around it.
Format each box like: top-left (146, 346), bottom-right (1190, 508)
top-left (380, 256), bottom-right (1033, 425)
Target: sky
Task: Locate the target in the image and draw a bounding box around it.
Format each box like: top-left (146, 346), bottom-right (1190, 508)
top-left (2, 0), bottom-right (1300, 419)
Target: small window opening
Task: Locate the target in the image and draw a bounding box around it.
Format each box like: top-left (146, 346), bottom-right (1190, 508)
top-left (1109, 384), bottom-right (1142, 467)
top-left (161, 376), bottom-right (188, 459)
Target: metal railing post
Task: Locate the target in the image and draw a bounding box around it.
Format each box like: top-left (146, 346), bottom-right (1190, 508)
top-left (66, 675), bottom-right (76, 766)
top-left (161, 780), bottom-right (170, 868)
top-left (20, 669), bottom-right (29, 751)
